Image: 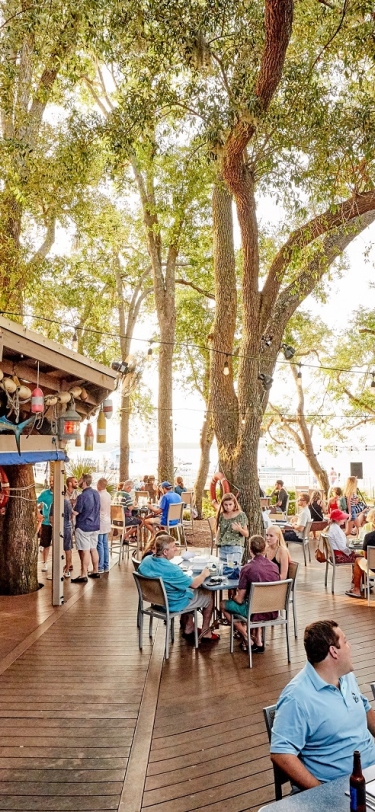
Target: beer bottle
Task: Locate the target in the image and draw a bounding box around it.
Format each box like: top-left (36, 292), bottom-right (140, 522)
top-left (350, 750), bottom-right (366, 812)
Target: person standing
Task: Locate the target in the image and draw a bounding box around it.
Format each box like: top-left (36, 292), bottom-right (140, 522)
top-left (270, 480), bottom-right (288, 513)
top-left (97, 478), bottom-right (111, 574)
top-left (71, 474), bottom-right (100, 583)
top-left (66, 476), bottom-right (79, 508)
top-left (37, 475), bottom-right (54, 573)
top-left (329, 467), bottom-right (337, 487)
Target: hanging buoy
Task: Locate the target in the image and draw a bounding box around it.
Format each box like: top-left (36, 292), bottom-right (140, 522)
top-left (18, 385), bottom-right (32, 400)
top-left (2, 377), bottom-right (17, 394)
top-left (0, 466), bottom-right (10, 514)
top-left (84, 422), bottom-right (94, 451)
top-left (103, 398), bottom-right (113, 419)
top-left (31, 387), bottom-right (44, 413)
top-left (75, 431), bottom-right (82, 448)
top-left (96, 409), bottom-right (106, 443)
top-left (58, 392), bottom-right (71, 404)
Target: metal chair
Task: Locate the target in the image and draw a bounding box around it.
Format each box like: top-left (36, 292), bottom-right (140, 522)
top-left (371, 682), bottom-right (375, 701)
top-left (263, 704), bottom-right (291, 800)
top-left (135, 490), bottom-right (149, 503)
top-left (286, 520), bottom-right (312, 566)
top-left (166, 502), bottom-right (186, 549)
top-left (132, 572), bottom-right (201, 659)
top-left (364, 546), bottom-right (375, 605)
top-left (287, 560), bottom-right (299, 638)
top-left (207, 515), bottom-right (217, 554)
top-left (110, 504), bottom-right (137, 565)
top-left (182, 491), bottom-right (194, 532)
top-left (229, 579), bottom-right (293, 668)
top-left (321, 533), bottom-right (354, 594)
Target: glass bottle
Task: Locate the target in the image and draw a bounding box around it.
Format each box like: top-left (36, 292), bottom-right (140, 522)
top-left (350, 750), bottom-right (366, 812)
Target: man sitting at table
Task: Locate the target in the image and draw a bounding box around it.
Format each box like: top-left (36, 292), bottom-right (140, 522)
top-left (283, 492), bottom-right (311, 542)
top-left (138, 534), bottom-right (219, 641)
top-left (270, 619), bottom-right (375, 788)
top-left (220, 535), bottom-right (279, 653)
top-left (147, 481), bottom-right (182, 532)
top-left (115, 479), bottom-right (154, 536)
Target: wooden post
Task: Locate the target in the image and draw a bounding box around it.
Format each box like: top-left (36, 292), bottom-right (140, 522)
top-left (52, 459), bottom-right (64, 606)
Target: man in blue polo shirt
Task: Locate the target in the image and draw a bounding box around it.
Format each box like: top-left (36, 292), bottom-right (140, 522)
top-left (139, 535), bottom-right (218, 641)
top-left (147, 481), bottom-right (181, 529)
top-left (270, 619), bottom-right (375, 788)
top-left (71, 474), bottom-right (100, 584)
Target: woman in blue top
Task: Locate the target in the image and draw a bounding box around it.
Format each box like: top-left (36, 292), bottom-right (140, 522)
top-left (174, 477), bottom-right (187, 497)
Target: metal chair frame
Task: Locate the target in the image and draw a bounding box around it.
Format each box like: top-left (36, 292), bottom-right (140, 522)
top-left (133, 572), bottom-right (201, 659)
top-left (321, 532), bottom-right (353, 594)
top-left (371, 682), bottom-right (375, 701)
top-left (207, 515), bottom-right (217, 554)
top-left (263, 704), bottom-right (291, 800)
top-left (229, 579), bottom-right (293, 668)
top-left (287, 560), bottom-right (299, 638)
top-left (182, 491), bottom-right (194, 532)
top-left (286, 520), bottom-right (312, 566)
top-left (110, 504), bottom-right (138, 565)
top-left (364, 546), bottom-right (375, 605)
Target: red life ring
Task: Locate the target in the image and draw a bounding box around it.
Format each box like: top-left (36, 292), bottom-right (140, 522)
top-left (210, 472), bottom-right (231, 503)
top-left (0, 467), bottom-right (10, 514)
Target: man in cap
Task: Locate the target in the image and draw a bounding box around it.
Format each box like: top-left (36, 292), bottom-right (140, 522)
top-left (147, 481), bottom-right (182, 531)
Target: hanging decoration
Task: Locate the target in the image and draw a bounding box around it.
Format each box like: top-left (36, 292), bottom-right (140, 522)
top-left (84, 422), bottom-right (94, 451)
top-left (96, 408), bottom-right (106, 443)
top-left (75, 430), bottom-right (82, 448)
top-left (103, 398), bottom-right (113, 419)
top-left (31, 387), bottom-right (44, 413)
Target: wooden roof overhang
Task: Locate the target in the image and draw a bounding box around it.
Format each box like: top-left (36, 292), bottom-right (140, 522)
top-left (0, 315), bottom-right (118, 456)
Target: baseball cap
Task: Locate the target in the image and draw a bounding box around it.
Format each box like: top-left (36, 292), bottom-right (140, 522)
top-left (161, 481), bottom-right (172, 489)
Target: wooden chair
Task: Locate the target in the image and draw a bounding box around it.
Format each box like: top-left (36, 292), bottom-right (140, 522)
top-left (166, 502), bottom-right (186, 549)
top-left (285, 521), bottom-right (312, 566)
top-left (182, 491), bottom-right (194, 532)
top-left (229, 579), bottom-right (293, 667)
top-left (263, 704), bottom-right (291, 800)
top-left (321, 533), bottom-right (353, 594)
top-left (133, 572), bottom-right (201, 659)
top-left (207, 515), bottom-right (217, 554)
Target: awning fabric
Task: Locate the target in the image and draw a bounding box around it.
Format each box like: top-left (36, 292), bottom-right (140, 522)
top-left (0, 451), bottom-right (67, 465)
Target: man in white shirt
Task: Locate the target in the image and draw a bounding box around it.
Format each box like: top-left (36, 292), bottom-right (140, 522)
top-left (97, 478), bottom-right (112, 573)
top-left (283, 493), bottom-right (311, 542)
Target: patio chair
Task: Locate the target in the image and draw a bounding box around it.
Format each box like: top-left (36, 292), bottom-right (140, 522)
top-left (371, 683), bottom-right (375, 701)
top-left (287, 560), bottom-right (299, 638)
top-left (364, 546), bottom-right (375, 605)
top-left (229, 579), bottom-right (293, 668)
top-left (135, 490), bottom-right (149, 503)
top-left (263, 704), bottom-right (291, 800)
top-left (110, 504), bottom-right (138, 565)
top-left (182, 491), bottom-right (194, 532)
top-left (166, 502), bottom-right (187, 549)
top-left (133, 572), bottom-right (201, 659)
top-left (207, 515), bottom-right (217, 554)
top-left (321, 533), bottom-right (353, 594)
top-left (286, 520), bottom-right (312, 566)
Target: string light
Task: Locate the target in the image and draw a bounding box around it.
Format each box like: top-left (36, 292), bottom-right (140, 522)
top-left (147, 340), bottom-right (153, 356)
top-left (297, 363), bottom-right (302, 378)
top-left (72, 328), bottom-right (79, 353)
top-left (371, 372), bottom-right (375, 388)
top-left (223, 356), bottom-right (230, 376)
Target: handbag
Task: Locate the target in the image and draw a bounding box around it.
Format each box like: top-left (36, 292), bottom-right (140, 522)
top-left (352, 500), bottom-right (367, 516)
top-left (315, 541), bottom-right (327, 563)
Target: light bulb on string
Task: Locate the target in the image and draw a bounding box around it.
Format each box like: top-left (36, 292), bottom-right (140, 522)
top-left (72, 329), bottom-right (79, 353)
top-left (223, 356), bottom-right (230, 376)
top-left (147, 340), bottom-right (153, 356)
top-left (371, 371), bottom-right (375, 388)
top-left (297, 363), bottom-right (302, 378)
top-left (169, 414), bottom-right (173, 420)
top-left (241, 417), bottom-right (246, 425)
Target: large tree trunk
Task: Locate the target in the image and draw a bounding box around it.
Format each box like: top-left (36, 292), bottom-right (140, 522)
top-left (119, 390), bottom-right (130, 481)
top-left (194, 415), bottom-right (215, 519)
top-left (158, 315), bottom-right (175, 482)
top-left (0, 464), bottom-right (39, 595)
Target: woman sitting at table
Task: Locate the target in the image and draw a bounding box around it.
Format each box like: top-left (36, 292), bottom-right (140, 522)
top-left (174, 476), bottom-right (187, 497)
top-left (346, 529), bottom-right (375, 598)
top-left (265, 525), bottom-right (291, 580)
top-left (327, 509), bottom-right (357, 564)
top-left (358, 508), bottom-right (375, 541)
top-left (216, 492), bottom-right (249, 563)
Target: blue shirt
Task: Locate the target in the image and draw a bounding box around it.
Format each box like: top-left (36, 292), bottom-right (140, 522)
top-left (37, 488), bottom-right (53, 526)
top-left (138, 555), bottom-right (193, 612)
top-left (75, 487), bottom-right (100, 532)
top-left (271, 662), bottom-right (375, 782)
top-left (160, 491), bottom-right (181, 526)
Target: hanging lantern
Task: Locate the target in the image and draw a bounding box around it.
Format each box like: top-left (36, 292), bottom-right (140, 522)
top-left (57, 405), bottom-right (81, 441)
top-left (31, 387), bottom-right (44, 413)
top-left (103, 398), bottom-right (113, 420)
top-left (96, 409), bottom-right (106, 443)
top-left (75, 430), bottom-right (82, 448)
top-left (84, 422), bottom-right (94, 451)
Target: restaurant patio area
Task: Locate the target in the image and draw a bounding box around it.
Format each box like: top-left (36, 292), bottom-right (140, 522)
top-left (0, 536), bottom-right (374, 812)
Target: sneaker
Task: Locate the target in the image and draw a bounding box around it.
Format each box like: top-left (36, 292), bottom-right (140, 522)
top-left (64, 571), bottom-right (71, 578)
top-left (98, 569), bottom-right (104, 573)
top-left (41, 564), bottom-right (48, 572)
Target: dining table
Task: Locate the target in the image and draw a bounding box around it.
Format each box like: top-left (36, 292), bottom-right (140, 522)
top-left (259, 763), bottom-right (375, 812)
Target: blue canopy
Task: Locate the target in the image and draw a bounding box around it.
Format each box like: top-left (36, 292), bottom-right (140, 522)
top-left (0, 451), bottom-right (67, 466)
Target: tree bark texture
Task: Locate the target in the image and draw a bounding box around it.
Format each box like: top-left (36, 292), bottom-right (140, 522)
top-left (0, 465), bottom-right (39, 595)
top-left (194, 414), bottom-right (215, 519)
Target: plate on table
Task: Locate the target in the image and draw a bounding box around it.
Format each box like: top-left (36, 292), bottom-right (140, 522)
top-left (181, 550), bottom-right (195, 560)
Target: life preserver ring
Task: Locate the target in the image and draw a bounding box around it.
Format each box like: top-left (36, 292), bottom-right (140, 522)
top-left (210, 472), bottom-right (231, 503)
top-left (0, 467), bottom-right (10, 515)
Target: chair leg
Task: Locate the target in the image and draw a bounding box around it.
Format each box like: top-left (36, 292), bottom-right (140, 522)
top-left (171, 617), bottom-right (175, 644)
top-left (165, 621), bottom-right (170, 660)
top-left (248, 618), bottom-right (253, 668)
top-left (307, 540), bottom-right (311, 562)
top-left (286, 612), bottom-right (290, 663)
top-left (302, 541), bottom-right (307, 566)
top-left (149, 614), bottom-right (153, 638)
top-left (292, 595), bottom-right (297, 638)
top-left (324, 561), bottom-right (328, 588)
top-left (331, 565), bottom-right (335, 594)
top-left (230, 616), bottom-right (234, 653)
top-left (138, 612), bottom-right (143, 650)
top-left (193, 610), bottom-right (199, 649)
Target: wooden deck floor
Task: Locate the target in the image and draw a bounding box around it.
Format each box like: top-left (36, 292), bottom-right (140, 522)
top-left (0, 543), bottom-right (374, 812)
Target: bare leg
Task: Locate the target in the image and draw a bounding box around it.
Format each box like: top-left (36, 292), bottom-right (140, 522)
top-left (90, 547), bottom-right (99, 574)
top-left (64, 549), bottom-right (72, 573)
top-left (78, 549), bottom-right (90, 577)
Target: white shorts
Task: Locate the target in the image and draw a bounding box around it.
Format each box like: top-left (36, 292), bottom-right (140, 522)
top-left (75, 528), bottom-right (99, 551)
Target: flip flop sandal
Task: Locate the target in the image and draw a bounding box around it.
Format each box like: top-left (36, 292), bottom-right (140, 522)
top-left (199, 632), bottom-right (220, 643)
top-left (345, 591), bottom-right (362, 599)
top-left (240, 641), bottom-right (249, 652)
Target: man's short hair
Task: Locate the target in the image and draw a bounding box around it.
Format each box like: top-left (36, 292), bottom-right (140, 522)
top-left (154, 534), bottom-right (175, 557)
top-left (66, 477), bottom-right (75, 487)
top-left (124, 479), bottom-right (134, 488)
top-left (250, 535), bottom-right (266, 555)
top-left (82, 474), bottom-right (92, 487)
top-left (299, 492), bottom-right (310, 504)
top-left (304, 620), bottom-right (340, 664)
top-left (97, 478), bottom-right (108, 488)
top-left (276, 479), bottom-right (284, 486)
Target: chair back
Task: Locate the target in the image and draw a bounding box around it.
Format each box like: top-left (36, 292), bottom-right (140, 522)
top-left (371, 682), bottom-right (375, 701)
top-left (287, 560), bottom-right (298, 584)
top-left (269, 513), bottom-right (286, 522)
top-left (167, 502), bottom-right (183, 524)
top-left (321, 532), bottom-right (334, 562)
top-left (249, 579), bottom-right (292, 615)
top-left (131, 554), bottom-right (140, 571)
top-left (183, 491), bottom-right (193, 506)
top-left (135, 491), bottom-right (149, 502)
top-left (263, 704), bottom-right (290, 800)
top-left (133, 572), bottom-right (167, 607)
top-left (111, 504), bottom-right (124, 526)
top-left (260, 497), bottom-right (271, 509)
top-left (367, 546), bottom-right (375, 570)
top-left (302, 520), bottom-right (312, 541)
top-left (263, 704), bottom-right (277, 742)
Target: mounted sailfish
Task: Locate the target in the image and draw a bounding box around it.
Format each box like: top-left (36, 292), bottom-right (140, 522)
top-left (0, 415), bottom-right (36, 454)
